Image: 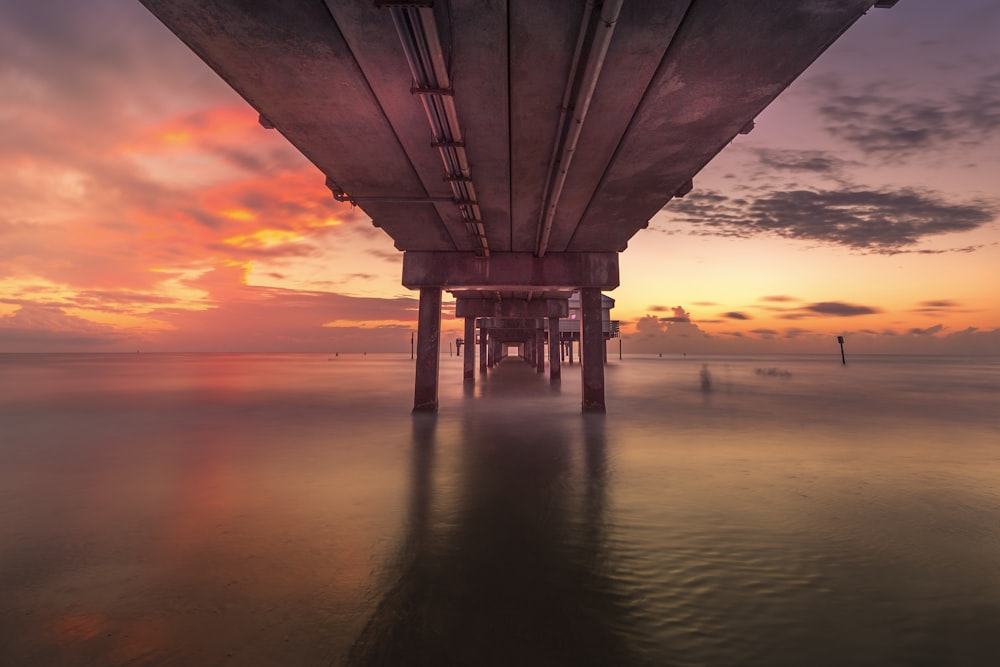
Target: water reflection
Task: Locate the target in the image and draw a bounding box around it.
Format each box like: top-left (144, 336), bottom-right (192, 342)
top-left (344, 408), bottom-right (641, 666)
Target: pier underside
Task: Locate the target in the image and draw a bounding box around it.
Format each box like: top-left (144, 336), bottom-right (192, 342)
top-left (136, 0), bottom-right (894, 411)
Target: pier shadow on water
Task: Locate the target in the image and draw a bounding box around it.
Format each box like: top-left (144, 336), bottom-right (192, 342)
top-left (343, 362), bottom-right (641, 666)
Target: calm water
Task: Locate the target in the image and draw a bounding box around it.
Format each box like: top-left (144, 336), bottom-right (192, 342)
top-left (1, 353), bottom-right (999, 666)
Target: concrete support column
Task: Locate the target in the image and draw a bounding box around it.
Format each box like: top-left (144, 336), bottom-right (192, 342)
top-left (603, 337), bottom-right (608, 365)
top-left (568, 338), bottom-right (574, 365)
top-left (548, 316), bottom-right (561, 381)
top-left (580, 288), bottom-right (606, 412)
top-left (463, 317), bottom-right (475, 380)
top-left (413, 286), bottom-right (442, 413)
top-left (535, 324), bottom-right (545, 373)
top-left (479, 322), bottom-right (488, 374)
top-left (487, 334), bottom-right (494, 368)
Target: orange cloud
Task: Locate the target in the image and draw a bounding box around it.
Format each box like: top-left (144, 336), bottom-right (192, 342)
top-left (120, 107), bottom-right (262, 153)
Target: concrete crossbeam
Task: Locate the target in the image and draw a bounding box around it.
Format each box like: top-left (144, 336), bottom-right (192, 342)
top-left (402, 252), bottom-right (619, 290)
top-left (455, 298), bottom-right (569, 319)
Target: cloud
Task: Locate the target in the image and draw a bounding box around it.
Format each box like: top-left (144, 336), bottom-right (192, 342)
top-left (782, 327), bottom-right (811, 339)
top-left (722, 311), bottom-right (751, 320)
top-left (909, 324), bottom-right (945, 336)
top-left (754, 149), bottom-right (848, 174)
top-left (816, 72), bottom-right (1000, 158)
top-left (911, 299), bottom-right (971, 316)
top-left (0, 304), bottom-right (128, 350)
top-left (366, 248), bottom-right (403, 263)
top-left (657, 306), bottom-right (691, 324)
top-left (804, 302), bottom-right (881, 317)
top-left (759, 295), bottom-right (800, 303)
top-left (143, 268), bottom-right (420, 352)
top-left (665, 187), bottom-right (995, 254)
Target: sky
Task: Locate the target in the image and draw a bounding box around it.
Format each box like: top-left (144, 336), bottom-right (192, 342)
top-left (1, 0), bottom-right (998, 354)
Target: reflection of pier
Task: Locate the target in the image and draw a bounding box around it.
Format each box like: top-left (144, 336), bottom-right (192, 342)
top-left (344, 410), bottom-right (638, 666)
top-left (139, 1), bottom-right (897, 412)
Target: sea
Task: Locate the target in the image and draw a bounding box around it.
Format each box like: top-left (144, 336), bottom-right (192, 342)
top-left (1, 352), bottom-right (999, 666)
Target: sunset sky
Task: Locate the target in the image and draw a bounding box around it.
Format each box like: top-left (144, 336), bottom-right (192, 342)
top-left (2, 0), bottom-right (998, 354)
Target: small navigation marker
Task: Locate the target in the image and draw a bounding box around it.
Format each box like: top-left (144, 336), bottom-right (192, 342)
top-left (837, 335), bottom-right (846, 365)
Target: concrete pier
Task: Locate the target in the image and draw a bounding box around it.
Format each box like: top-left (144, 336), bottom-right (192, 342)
top-left (548, 316), bottom-right (561, 381)
top-left (141, 1), bottom-right (888, 414)
top-left (413, 286), bottom-right (442, 412)
top-left (580, 288), bottom-right (606, 412)
top-left (478, 320), bottom-right (488, 375)
top-left (463, 317), bottom-right (475, 380)
top-left (535, 324), bottom-right (545, 373)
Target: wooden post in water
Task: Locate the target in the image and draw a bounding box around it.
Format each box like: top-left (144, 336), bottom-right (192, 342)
top-left (837, 335), bottom-right (846, 365)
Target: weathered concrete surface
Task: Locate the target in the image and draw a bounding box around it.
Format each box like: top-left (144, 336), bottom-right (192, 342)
top-left (455, 298), bottom-right (569, 319)
top-left (139, 0), bottom-right (878, 262)
top-left (402, 252), bottom-right (619, 290)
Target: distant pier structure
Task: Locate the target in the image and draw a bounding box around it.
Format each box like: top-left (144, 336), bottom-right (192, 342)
top-left (139, 0), bottom-right (897, 412)
top-left (467, 291), bottom-right (619, 392)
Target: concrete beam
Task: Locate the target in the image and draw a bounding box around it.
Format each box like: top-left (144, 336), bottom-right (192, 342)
top-left (402, 252), bottom-right (619, 290)
top-left (455, 298), bottom-right (569, 319)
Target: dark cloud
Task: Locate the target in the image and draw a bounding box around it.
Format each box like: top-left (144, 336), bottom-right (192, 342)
top-left (692, 301), bottom-right (718, 306)
top-left (657, 306), bottom-right (692, 324)
top-left (666, 187), bottom-right (994, 254)
top-left (912, 299), bottom-right (968, 315)
top-left (754, 149), bottom-right (847, 174)
top-left (910, 246), bottom-right (983, 255)
top-left (759, 295), bottom-right (799, 303)
top-left (805, 302), bottom-right (881, 317)
top-left (722, 311), bottom-right (751, 320)
top-left (649, 305), bottom-right (669, 312)
top-left (817, 72), bottom-right (1000, 158)
top-left (750, 328), bottom-right (777, 337)
top-left (910, 324), bottom-right (945, 336)
top-left (366, 248), bottom-right (402, 262)
top-left (783, 328), bottom-right (810, 339)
